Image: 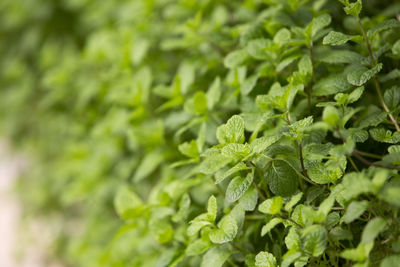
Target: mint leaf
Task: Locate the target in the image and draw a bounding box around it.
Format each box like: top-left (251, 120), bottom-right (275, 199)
top-left (347, 64), bottom-right (383, 86)
top-left (226, 173), bottom-right (253, 203)
top-left (255, 251), bottom-right (277, 267)
top-left (342, 200), bottom-right (368, 223)
top-left (323, 31), bottom-right (359, 46)
top-left (259, 196), bottom-right (283, 215)
top-left (265, 160), bottom-right (298, 197)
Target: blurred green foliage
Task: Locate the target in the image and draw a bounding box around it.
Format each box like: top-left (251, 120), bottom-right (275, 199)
top-left (1, 0), bottom-right (400, 266)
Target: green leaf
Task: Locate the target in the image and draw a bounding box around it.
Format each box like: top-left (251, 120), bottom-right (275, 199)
top-left (133, 150), bottom-right (164, 181)
top-left (383, 86), bottom-right (400, 110)
top-left (343, 0), bottom-right (362, 17)
top-left (273, 28), bottom-right (291, 45)
top-left (380, 255), bottom-right (400, 267)
top-left (184, 91), bottom-right (208, 115)
top-left (201, 245), bottom-right (233, 267)
top-left (207, 77), bottom-right (221, 110)
top-left (207, 195), bottom-right (218, 222)
top-left (261, 218), bottom-right (284, 236)
top-left (114, 187), bottom-right (143, 218)
top-left (318, 49), bottom-right (363, 64)
top-left (370, 128), bottom-right (400, 144)
top-left (224, 49), bottom-right (249, 68)
top-left (199, 153), bottom-right (232, 174)
top-left (323, 31), bottom-right (359, 46)
top-left (186, 239), bottom-right (213, 256)
top-left (250, 135), bottom-right (281, 154)
top-left (226, 173), bottom-right (253, 203)
top-left (239, 185), bottom-right (258, 211)
top-left (301, 225), bottom-right (328, 257)
top-left (342, 200), bottom-right (368, 223)
top-left (313, 74), bottom-right (352, 96)
top-left (217, 115), bottom-right (245, 144)
top-left (215, 162), bottom-right (251, 184)
top-left (284, 192), bottom-right (303, 212)
top-left (380, 185), bottom-right (400, 207)
top-left (247, 39), bottom-right (271, 60)
top-left (341, 243), bottom-right (373, 262)
top-left (329, 227), bottom-right (353, 242)
top-left (347, 64), bottom-right (383, 86)
top-left (255, 251), bottom-right (278, 267)
top-left (179, 140), bottom-right (199, 158)
top-left (285, 227), bottom-right (301, 250)
top-left (221, 143), bottom-right (251, 160)
top-left (259, 196), bottom-right (283, 215)
top-left (310, 14), bottom-right (331, 37)
top-left (265, 160), bottom-right (298, 197)
top-left (187, 221), bottom-right (213, 236)
top-left (322, 106), bottom-right (340, 127)
top-left (367, 19), bottom-right (400, 37)
top-left (209, 215), bottom-right (238, 244)
top-left (361, 217), bottom-right (386, 244)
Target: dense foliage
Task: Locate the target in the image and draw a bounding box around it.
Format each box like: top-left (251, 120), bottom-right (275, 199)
top-left (1, 0), bottom-right (400, 266)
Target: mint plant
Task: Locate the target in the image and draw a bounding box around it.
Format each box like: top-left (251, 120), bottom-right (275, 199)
top-left (1, 0), bottom-right (400, 266)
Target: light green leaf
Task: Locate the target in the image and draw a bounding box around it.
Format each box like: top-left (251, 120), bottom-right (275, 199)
top-left (200, 245), bottom-right (233, 267)
top-left (114, 187), bottom-right (143, 218)
top-left (311, 14), bottom-right (331, 37)
top-left (285, 227), bottom-right (301, 250)
top-left (239, 186), bottom-right (258, 211)
top-left (199, 153), bottom-right (232, 174)
top-left (179, 140), bottom-right (199, 158)
top-left (342, 200), bottom-right (368, 223)
top-left (370, 128), bottom-right (400, 144)
top-left (343, 0), bottom-right (362, 17)
top-left (186, 239), bottom-right (212, 256)
top-left (341, 242), bottom-right (373, 262)
top-left (259, 196), bottom-right (283, 215)
top-left (207, 77), bottom-right (221, 110)
top-left (261, 218), bottom-right (284, 236)
top-left (318, 193), bottom-right (335, 217)
top-left (187, 221), bottom-right (213, 236)
top-left (215, 162), bottom-right (250, 184)
top-left (284, 192), bottom-right (303, 212)
top-left (380, 255), bottom-right (400, 267)
top-left (361, 217), bottom-right (386, 244)
top-left (209, 215), bottom-right (238, 244)
top-left (133, 150), bottom-right (164, 182)
top-left (255, 251), bottom-right (277, 267)
top-left (250, 135), bottom-right (281, 154)
top-left (301, 225), bottom-right (328, 257)
top-left (323, 31), bottom-right (360, 46)
top-left (217, 115), bottom-right (245, 144)
top-left (265, 160), bottom-right (298, 197)
top-left (347, 64), bottom-right (383, 86)
top-left (224, 49), bottom-right (249, 68)
top-left (367, 19), bottom-right (400, 37)
top-left (380, 185), bottom-right (400, 207)
top-left (247, 39), bottom-right (271, 60)
top-left (221, 143), bottom-right (251, 160)
top-left (207, 195), bottom-right (218, 222)
top-left (322, 106), bottom-right (340, 126)
top-left (273, 28), bottom-right (291, 45)
top-left (226, 173), bottom-right (253, 203)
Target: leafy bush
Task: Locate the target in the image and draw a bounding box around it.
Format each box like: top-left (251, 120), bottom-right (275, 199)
top-left (1, 0), bottom-right (400, 266)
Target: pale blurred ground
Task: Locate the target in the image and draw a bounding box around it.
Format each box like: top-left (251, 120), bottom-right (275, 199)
top-left (0, 141), bottom-right (56, 267)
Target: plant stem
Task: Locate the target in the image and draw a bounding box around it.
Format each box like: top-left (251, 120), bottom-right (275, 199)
top-left (280, 214), bottom-right (303, 229)
top-left (347, 155), bottom-right (360, 172)
top-left (355, 149), bottom-right (382, 159)
top-left (357, 18), bottom-right (400, 132)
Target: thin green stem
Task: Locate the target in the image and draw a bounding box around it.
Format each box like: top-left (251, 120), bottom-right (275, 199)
top-left (347, 155), bottom-right (360, 172)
